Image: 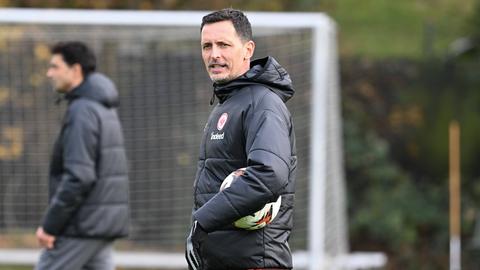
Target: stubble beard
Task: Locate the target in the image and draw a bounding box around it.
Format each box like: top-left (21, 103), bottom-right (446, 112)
top-left (210, 75), bottom-right (231, 84)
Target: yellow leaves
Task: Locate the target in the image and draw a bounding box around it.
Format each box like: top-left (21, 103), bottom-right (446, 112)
top-left (0, 88), bottom-right (26, 161)
top-left (29, 73), bottom-right (46, 88)
top-left (0, 126), bottom-right (23, 160)
top-left (0, 26), bottom-right (24, 40)
top-left (176, 152), bottom-right (192, 166)
top-left (389, 105), bottom-right (424, 130)
top-left (34, 43), bottom-right (51, 61)
top-left (0, 87), bottom-right (8, 107)
top-left (0, 86), bottom-right (33, 108)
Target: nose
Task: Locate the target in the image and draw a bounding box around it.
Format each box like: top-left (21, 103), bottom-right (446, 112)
top-left (46, 69), bottom-right (53, 78)
top-left (211, 45), bottom-right (221, 59)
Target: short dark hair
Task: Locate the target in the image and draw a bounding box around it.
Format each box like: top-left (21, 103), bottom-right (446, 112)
top-left (51, 41), bottom-right (96, 77)
top-left (201, 8), bottom-right (252, 42)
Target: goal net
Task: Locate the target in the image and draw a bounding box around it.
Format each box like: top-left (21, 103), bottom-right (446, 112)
top-left (0, 8), bottom-right (354, 269)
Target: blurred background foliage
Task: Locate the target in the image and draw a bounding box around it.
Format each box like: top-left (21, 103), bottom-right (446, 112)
top-left (1, 0), bottom-right (480, 269)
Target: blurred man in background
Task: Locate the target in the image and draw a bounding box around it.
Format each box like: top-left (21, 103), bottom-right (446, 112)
top-left (186, 8), bottom-right (297, 270)
top-left (36, 41), bottom-right (129, 270)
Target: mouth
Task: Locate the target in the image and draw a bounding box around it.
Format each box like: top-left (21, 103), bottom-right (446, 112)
top-left (208, 63), bottom-right (228, 74)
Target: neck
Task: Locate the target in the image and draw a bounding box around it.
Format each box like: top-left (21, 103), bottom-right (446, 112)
top-left (66, 76), bottom-right (84, 93)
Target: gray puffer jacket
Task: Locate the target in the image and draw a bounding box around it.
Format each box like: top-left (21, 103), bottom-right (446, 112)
top-left (192, 56), bottom-right (297, 269)
top-left (42, 72), bottom-right (129, 239)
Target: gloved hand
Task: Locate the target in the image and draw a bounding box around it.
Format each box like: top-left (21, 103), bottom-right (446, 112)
top-left (185, 220), bottom-right (207, 270)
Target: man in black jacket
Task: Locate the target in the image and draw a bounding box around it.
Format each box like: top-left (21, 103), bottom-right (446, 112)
top-left (35, 41), bottom-right (129, 270)
top-left (186, 8), bottom-right (297, 270)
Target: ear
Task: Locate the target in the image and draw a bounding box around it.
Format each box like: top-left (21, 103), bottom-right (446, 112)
top-left (243, 40), bottom-right (255, 61)
top-left (72, 63), bottom-right (84, 79)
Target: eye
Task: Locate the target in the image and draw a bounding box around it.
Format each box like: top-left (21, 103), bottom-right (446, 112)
top-left (202, 43), bottom-right (211, 50)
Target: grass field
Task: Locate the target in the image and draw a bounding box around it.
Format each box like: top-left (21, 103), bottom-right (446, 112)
top-left (325, 0), bottom-right (476, 58)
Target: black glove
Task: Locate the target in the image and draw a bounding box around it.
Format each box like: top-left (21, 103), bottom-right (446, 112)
top-left (185, 220), bottom-right (207, 270)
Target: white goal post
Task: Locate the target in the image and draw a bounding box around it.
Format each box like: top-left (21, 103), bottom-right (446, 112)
top-left (0, 8), bottom-right (385, 269)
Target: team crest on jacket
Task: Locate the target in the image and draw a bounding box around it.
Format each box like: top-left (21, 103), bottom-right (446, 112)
top-left (217, 113), bottom-right (228, 131)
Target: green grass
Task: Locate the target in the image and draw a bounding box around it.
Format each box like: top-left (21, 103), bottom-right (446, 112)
top-left (321, 0), bottom-right (476, 59)
top-left (0, 266), bottom-right (30, 270)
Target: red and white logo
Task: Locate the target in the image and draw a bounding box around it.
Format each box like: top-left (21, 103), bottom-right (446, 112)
top-left (217, 113), bottom-right (228, 131)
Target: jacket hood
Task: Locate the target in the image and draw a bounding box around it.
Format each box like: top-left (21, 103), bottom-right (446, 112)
top-left (213, 56), bottom-right (295, 103)
top-left (66, 72), bottom-right (119, 108)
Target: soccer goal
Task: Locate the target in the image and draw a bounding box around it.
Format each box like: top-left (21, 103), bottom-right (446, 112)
top-left (0, 8), bottom-right (385, 269)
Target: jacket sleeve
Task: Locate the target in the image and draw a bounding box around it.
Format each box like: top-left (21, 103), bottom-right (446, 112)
top-left (194, 93), bottom-right (292, 232)
top-left (42, 103), bottom-right (99, 235)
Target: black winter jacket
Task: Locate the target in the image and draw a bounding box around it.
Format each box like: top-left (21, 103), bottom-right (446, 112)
top-left (42, 73), bottom-right (129, 239)
top-left (193, 56), bottom-right (297, 269)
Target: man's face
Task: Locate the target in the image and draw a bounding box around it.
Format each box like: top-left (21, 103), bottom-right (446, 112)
top-left (201, 20), bottom-right (254, 84)
top-left (46, 54), bottom-right (78, 93)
